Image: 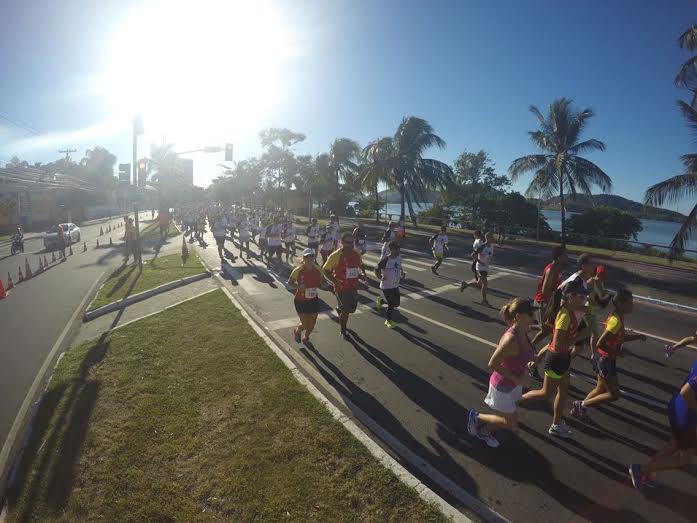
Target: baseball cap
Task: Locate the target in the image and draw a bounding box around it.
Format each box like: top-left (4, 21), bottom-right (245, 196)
top-left (302, 248), bottom-right (315, 257)
top-left (564, 280), bottom-right (589, 296)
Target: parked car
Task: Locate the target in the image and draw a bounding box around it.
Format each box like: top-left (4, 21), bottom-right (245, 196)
top-left (43, 223), bottom-right (81, 250)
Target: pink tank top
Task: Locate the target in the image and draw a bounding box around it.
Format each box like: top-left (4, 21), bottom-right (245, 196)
top-left (489, 325), bottom-right (535, 389)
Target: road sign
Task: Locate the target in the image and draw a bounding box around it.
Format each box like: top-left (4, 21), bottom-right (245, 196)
top-left (119, 163), bottom-right (131, 184)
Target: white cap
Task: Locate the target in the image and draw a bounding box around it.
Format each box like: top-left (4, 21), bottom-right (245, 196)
top-left (302, 248), bottom-right (314, 257)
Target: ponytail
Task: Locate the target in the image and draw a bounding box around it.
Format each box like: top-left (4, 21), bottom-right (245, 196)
top-left (500, 297), bottom-right (531, 326)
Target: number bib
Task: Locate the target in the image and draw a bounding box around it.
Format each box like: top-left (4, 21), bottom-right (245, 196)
top-left (346, 267), bottom-right (360, 279)
top-left (304, 287), bottom-right (318, 299)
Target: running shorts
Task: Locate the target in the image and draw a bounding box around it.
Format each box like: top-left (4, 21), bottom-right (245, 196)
top-left (259, 238), bottom-right (268, 250)
top-left (294, 298), bottom-right (319, 315)
top-left (597, 356), bottom-right (617, 379)
top-left (471, 260), bottom-right (477, 276)
top-left (285, 242), bottom-right (296, 252)
top-left (478, 270), bottom-right (489, 278)
top-left (543, 351), bottom-right (571, 379)
top-left (534, 300), bottom-right (546, 327)
top-left (269, 245), bottom-right (283, 256)
top-left (308, 240), bottom-right (319, 249)
top-left (484, 383), bottom-right (523, 414)
top-left (433, 252), bottom-right (443, 261)
top-left (337, 289), bottom-right (359, 313)
top-left (382, 287), bottom-right (401, 309)
top-left (669, 415), bottom-right (697, 451)
top-left (214, 235), bottom-right (225, 247)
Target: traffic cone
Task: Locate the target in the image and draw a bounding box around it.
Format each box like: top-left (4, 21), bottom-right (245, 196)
top-left (96, 239), bottom-right (100, 248)
top-left (69, 244), bottom-right (74, 256)
top-left (52, 251), bottom-right (56, 263)
top-left (44, 255), bottom-right (48, 267)
top-left (100, 226), bottom-right (104, 236)
top-left (109, 237), bottom-right (113, 246)
top-left (18, 266), bottom-right (24, 282)
top-left (0, 279), bottom-right (6, 300)
top-left (7, 273), bottom-right (14, 290)
top-left (25, 258), bottom-right (32, 279)
top-left (37, 258), bottom-right (43, 272)
top-left (83, 241), bottom-right (87, 252)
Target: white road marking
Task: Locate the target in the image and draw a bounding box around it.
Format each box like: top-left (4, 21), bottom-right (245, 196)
top-left (627, 328), bottom-right (697, 352)
top-left (362, 253), bottom-right (427, 272)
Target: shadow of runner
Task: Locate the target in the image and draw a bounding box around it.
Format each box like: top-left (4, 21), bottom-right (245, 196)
top-left (105, 264), bottom-right (138, 298)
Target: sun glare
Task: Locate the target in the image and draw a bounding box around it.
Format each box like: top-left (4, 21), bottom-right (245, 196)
top-left (99, 0), bottom-right (294, 146)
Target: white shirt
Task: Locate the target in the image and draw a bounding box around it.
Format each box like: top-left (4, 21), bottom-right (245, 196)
top-left (212, 217), bottom-right (228, 237)
top-left (432, 233), bottom-right (448, 254)
top-left (474, 240), bottom-right (494, 272)
top-left (283, 226), bottom-right (296, 243)
top-left (267, 224), bottom-right (283, 246)
top-left (378, 255), bottom-right (403, 290)
top-left (238, 220), bottom-right (250, 239)
top-left (307, 224), bottom-right (319, 240)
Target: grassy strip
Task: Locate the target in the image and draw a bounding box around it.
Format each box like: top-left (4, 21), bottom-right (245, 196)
top-left (139, 220), bottom-right (179, 241)
top-left (8, 290), bottom-right (446, 522)
top-left (88, 252), bottom-right (206, 310)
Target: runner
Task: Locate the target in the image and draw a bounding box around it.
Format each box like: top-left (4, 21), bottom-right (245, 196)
top-left (211, 211), bottom-right (229, 259)
top-left (571, 289), bottom-right (646, 421)
top-left (519, 280), bottom-right (589, 438)
top-left (322, 231), bottom-right (366, 340)
top-left (238, 214), bottom-right (251, 258)
top-left (258, 219), bottom-right (268, 262)
top-left (123, 216), bottom-right (135, 264)
top-left (375, 240), bottom-right (405, 329)
top-left (467, 298), bottom-right (536, 447)
top-left (460, 231), bottom-right (494, 307)
top-left (429, 225), bottom-right (450, 274)
top-left (287, 248), bottom-right (322, 345)
top-left (283, 219), bottom-right (297, 264)
top-left (267, 216), bottom-right (284, 267)
top-left (666, 330), bottom-right (697, 358)
top-left (319, 226), bottom-right (336, 264)
top-left (469, 230), bottom-right (483, 283)
top-left (353, 219), bottom-right (367, 255)
top-left (306, 218), bottom-right (320, 257)
top-left (585, 265), bottom-right (611, 371)
top-left (380, 221), bottom-right (398, 258)
top-left (629, 358), bottom-right (697, 491)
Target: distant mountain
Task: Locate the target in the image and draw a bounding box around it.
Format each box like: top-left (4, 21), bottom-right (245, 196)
top-left (378, 189), bottom-right (441, 204)
top-left (542, 194), bottom-right (686, 222)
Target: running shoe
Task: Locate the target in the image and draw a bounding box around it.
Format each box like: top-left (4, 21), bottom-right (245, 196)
top-left (431, 266), bottom-right (438, 275)
top-left (665, 344), bottom-right (675, 359)
top-left (293, 328), bottom-right (301, 344)
top-left (341, 329), bottom-right (350, 340)
top-left (628, 464), bottom-right (645, 491)
top-left (642, 474), bottom-right (659, 488)
top-left (527, 363), bottom-right (543, 382)
top-left (384, 319), bottom-right (395, 329)
top-left (467, 409), bottom-right (479, 437)
top-left (570, 400), bottom-right (590, 421)
top-left (301, 335), bottom-right (310, 344)
top-left (459, 281), bottom-right (467, 293)
top-left (548, 422), bottom-right (573, 438)
top-left (477, 429), bottom-right (500, 448)
top-left (376, 297), bottom-right (383, 310)
top-left (481, 299), bottom-right (492, 308)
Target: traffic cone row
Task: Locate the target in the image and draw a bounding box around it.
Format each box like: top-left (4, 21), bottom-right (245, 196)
top-left (18, 266), bottom-right (24, 282)
top-left (24, 258), bottom-right (32, 279)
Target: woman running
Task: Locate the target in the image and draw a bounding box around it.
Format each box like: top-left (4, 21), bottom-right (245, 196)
top-left (283, 220), bottom-right (297, 263)
top-left (238, 214), bottom-right (251, 258)
top-left (287, 248), bottom-right (322, 344)
top-left (467, 298), bottom-right (536, 448)
top-left (571, 289), bottom-right (646, 421)
top-left (519, 280), bottom-right (588, 438)
top-left (375, 241), bottom-right (405, 329)
top-left (666, 330), bottom-right (697, 358)
top-left (629, 358), bottom-right (697, 491)
top-left (585, 265), bottom-right (611, 371)
top-left (429, 225), bottom-right (449, 275)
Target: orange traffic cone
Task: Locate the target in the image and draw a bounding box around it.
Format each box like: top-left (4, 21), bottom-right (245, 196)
top-left (69, 244), bottom-right (74, 256)
top-left (100, 226), bottom-right (104, 236)
top-left (83, 241), bottom-right (87, 252)
top-left (18, 266), bottom-right (24, 282)
top-left (7, 273), bottom-right (14, 290)
top-left (52, 251), bottom-right (56, 263)
top-left (44, 255), bottom-right (48, 267)
top-left (24, 258), bottom-right (32, 279)
top-left (0, 278), bottom-right (6, 300)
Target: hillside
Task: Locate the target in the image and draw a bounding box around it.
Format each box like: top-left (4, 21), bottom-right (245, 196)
top-left (378, 189), bottom-right (441, 204)
top-left (542, 194), bottom-right (686, 222)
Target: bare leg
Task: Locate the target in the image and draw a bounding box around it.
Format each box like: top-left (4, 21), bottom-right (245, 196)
top-left (552, 373), bottom-right (570, 424)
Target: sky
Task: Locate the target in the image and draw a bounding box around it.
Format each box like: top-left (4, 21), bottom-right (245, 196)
top-left (1, 0), bottom-right (697, 211)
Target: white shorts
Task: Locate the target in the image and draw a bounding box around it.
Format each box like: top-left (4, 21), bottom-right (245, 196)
top-left (484, 383), bottom-right (523, 414)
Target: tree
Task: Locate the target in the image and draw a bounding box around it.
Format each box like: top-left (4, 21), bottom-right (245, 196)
top-left (447, 149), bottom-right (510, 218)
top-left (508, 98), bottom-right (612, 245)
top-left (645, 100), bottom-right (697, 257)
top-left (81, 146), bottom-right (117, 179)
top-left (360, 137), bottom-right (393, 223)
top-left (327, 138), bottom-right (361, 212)
top-left (675, 23), bottom-right (697, 107)
top-left (567, 206), bottom-right (642, 241)
top-left (259, 128), bottom-right (305, 192)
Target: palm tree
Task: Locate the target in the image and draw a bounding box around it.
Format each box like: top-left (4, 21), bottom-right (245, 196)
top-left (645, 100), bottom-right (697, 258)
top-left (675, 24), bottom-right (697, 107)
top-left (360, 137), bottom-right (393, 223)
top-left (148, 142), bottom-right (179, 185)
top-left (508, 98), bottom-right (612, 245)
top-left (327, 138), bottom-right (361, 212)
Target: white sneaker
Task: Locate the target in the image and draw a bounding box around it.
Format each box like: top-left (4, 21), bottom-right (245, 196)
top-left (549, 422), bottom-right (573, 438)
top-left (479, 430), bottom-right (500, 448)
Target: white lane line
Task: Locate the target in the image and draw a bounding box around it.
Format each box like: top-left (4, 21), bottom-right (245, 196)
top-left (402, 284), bottom-right (458, 301)
top-left (0, 271), bottom-right (105, 492)
top-left (362, 253), bottom-right (426, 272)
top-left (398, 305), bottom-right (666, 410)
top-left (627, 328), bottom-right (697, 352)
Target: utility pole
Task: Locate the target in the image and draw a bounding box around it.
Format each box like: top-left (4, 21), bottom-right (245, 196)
top-left (132, 116), bottom-right (144, 268)
top-left (58, 148), bottom-right (77, 162)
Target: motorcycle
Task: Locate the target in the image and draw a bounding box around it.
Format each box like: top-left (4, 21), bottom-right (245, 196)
top-left (10, 234), bottom-right (24, 255)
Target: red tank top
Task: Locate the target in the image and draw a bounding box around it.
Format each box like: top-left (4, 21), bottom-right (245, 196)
top-left (535, 263), bottom-right (560, 303)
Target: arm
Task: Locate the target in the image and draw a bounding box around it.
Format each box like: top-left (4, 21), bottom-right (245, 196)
top-left (623, 333), bottom-right (647, 342)
top-left (374, 256), bottom-right (387, 280)
top-left (540, 269), bottom-right (554, 300)
top-left (487, 333), bottom-right (523, 385)
top-left (679, 382), bottom-right (697, 415)
top-left (672, 334), bottom-right (697, 350)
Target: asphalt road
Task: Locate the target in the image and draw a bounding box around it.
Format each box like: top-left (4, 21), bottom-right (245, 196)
top-left (0, 213), bottom-right (151, 453)
top-left (196, 225), bottom-right (697, 523)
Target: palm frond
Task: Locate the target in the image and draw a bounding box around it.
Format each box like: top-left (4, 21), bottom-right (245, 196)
top-left (644, 172), bottom-right (697, 206)
top-left (675, 55), bottom-right (697, 91)
top-left (677, 100), bottom-right (697, 145)
top-left (668, 201), bottom-right (697, 258)
top-left (678, 24), bottom-right (697, 51)
top-left (568, 156), bottom-right (613, 193)
top-left (508, 154), bottom-right (550, 182)
top-left (568, 138), bottom-right (606, 155)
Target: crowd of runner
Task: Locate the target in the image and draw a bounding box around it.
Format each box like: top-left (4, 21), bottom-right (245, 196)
top-left (171, 204), bottom-right (696, 494)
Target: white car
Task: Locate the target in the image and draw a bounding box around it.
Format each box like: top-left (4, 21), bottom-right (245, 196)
top-left (43, 223), bottom-right (81, 250)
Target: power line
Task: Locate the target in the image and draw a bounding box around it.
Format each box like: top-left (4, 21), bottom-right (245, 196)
top-left (0, 110), bottom-right (41, 136)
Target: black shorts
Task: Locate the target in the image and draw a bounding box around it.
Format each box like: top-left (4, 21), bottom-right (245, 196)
top-left (259, 239), bottom-right (268, 250)
top-left (543, 351), bottom-right (571, 379)
top-left (285, 242), bottom-right (296, 251)
top-left (214, 235), bottom-right (225, 247)
top-left (295, 298), bottom-right (319, 315)
top-left (471, 261), bottom-right (477, 274)
top-left (308, 240), bottom-right (319, 249)
top-left (669, 420), bottom-right (697, 450)
top-left (382, 287), bottom-right (401, 308)
top-left (337, 289), bottom-right (358, 313)
top-left (478, 271), bottom-right (489, 278)
top-left (269, 245), bottom-right (283, 256)
top-left (597, 356), bottom-right (617, 379)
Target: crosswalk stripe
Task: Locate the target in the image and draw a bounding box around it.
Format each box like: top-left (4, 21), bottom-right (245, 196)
top-left (362, 253), bottom-right (427, 272)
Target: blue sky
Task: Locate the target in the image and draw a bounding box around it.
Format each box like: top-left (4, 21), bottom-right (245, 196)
top-left (1, 0), bottom-right (696, 211)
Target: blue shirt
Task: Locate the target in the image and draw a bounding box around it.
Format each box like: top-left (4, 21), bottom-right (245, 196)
top-left (669, 360), bottom-right (697, 429)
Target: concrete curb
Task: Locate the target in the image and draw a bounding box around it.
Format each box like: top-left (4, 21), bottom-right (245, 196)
top-left (82, 271), bottom-right (211, 322)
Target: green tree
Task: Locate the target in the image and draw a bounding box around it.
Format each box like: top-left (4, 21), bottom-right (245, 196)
top-left (508, 98), bottom-right (612, 245)
top-left (644, 100), bottom-right (697, 257)
top-left (675, 23), bottom-right (697, 107)
top-left (447, 149), bottom-right (510, 218)
top-left (259, 128), bottom-right (305, 191)
top-left (360, 137), bottom-right (393, 223)
top-left (327, 138), bottom-right (361, 212)
top-left (567, 206), bottom-right (642, 241)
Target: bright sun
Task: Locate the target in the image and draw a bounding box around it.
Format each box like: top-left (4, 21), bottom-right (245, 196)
top-left (99, 0), bottom-right (294, 147)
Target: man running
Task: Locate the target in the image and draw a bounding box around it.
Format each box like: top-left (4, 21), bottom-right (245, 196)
top-left (375, 240), bottom-right (405, 329)
top-left (319, 226), bottom-right (336, 264)
top-left (461, 231), bottom-right (494, 307)
top-left (211, 212), bottom-right (229, 259)
top-left (283, 220), bottom-right (297, 263)
top-left (267, 216), bottom-right (284, 267)
top-left (306, 218), bottom-right (320, 258)
top-left (666, 330), bottom-right (697, 358)
top-left (322, 231), bottom-right (366, 340)
top-left (380, 221), bottom-right (398, 259)
top-left (238, 214), bottom-right (251, 258)
top-left (429, 225), bottom-right (450, 274)
top-left (353, 219), bottom-right (367, 255)
top-left (287, 248), bottom-right (322, 345)
top-left (629, 358), bottom-right (697, 491)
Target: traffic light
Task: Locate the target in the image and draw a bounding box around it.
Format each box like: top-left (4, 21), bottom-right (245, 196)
top-left (137, 159), bottom-right (147, 187)
top-left (118, 163), bottom-right (131, 184)
top-left (225, 143), bottom-right (233, 162)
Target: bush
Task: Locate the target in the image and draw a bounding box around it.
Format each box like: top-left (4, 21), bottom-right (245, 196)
top-left (567, 206), bottom-right (642, 241)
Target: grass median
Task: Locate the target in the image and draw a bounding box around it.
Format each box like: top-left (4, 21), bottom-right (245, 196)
top-left (7, 290), bottom-right (447, 522)
top-left (87, 251), bottom-right (206, 311)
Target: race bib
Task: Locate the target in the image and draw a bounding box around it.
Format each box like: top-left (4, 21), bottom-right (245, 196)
top-left (304, 287), bottom-right (318, 299)
top-left (346, 267), bottom-right (360, 279)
